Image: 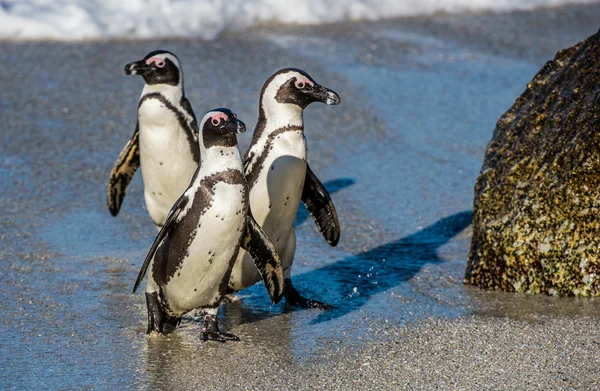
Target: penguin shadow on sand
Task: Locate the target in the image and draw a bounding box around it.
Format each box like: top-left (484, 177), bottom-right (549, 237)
top-left (300, 210), bottom-right (473, 324)
top-left (230, 210), bottom-right (472, 324)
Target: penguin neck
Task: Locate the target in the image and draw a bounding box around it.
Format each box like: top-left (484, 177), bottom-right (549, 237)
top-left (259, 100), bottom-right (304, 135)
top-left (198, 145), bottom-right (242, 176)
top-left (141, 82), bottom-right (184, 103)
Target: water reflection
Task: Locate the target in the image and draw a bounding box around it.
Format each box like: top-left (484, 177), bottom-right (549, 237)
top-left (465, 285), bottom-right (600, 322)
top-left (143, 310), bottom-right (295, 391)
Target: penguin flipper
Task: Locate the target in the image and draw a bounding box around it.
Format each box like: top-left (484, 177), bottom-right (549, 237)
top-left (133, 195), bottom-right (188, 293)
top-left (107, 124), bottom-right (140, 216)
top-left (301, 164), bottom-right (341, 246)
top-left (241, 213), bottom-right (285, 304)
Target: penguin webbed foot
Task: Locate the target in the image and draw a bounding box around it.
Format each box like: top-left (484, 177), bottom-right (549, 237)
top-left (284, 279), bottom-right (332, 310)
top-left (201, 314), bottom-right (240, 343)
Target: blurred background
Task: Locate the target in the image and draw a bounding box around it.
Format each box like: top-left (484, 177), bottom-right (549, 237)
top-left (2, 0), bottom-right (600, 389)
top-left (1, 0), bottom-right (598, 40)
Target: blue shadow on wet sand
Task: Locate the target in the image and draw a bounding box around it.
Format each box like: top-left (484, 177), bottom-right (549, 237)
top-left (302, 209), bottom-right (473, 324)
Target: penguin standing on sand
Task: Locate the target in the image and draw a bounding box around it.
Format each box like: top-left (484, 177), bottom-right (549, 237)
top-left (228, 68), bottom-right (341, 308)
top-left (133, 109), bottom-right (284, 342)
top-left (107, 50), bottom-right (199, 228)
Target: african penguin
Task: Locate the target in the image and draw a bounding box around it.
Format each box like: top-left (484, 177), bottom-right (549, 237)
top-left (132, 109), bottom-right (284, 342)
top-left (228, 68), bottom-right (341, 309)
top-left (107, 50), bottom-right (199, 229)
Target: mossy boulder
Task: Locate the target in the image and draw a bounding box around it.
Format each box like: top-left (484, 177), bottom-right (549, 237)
top-left (465, 29), bottom-right (600, 296)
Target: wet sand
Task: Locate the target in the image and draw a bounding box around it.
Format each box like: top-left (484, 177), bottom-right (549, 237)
top-left (2, 4), bottom-right (600, 390)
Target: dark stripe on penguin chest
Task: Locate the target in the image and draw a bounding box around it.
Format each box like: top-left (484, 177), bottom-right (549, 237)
top-left (244, 124), bottom-right (304, 189)
top-left (152, 169), bottom-right (247, 288)
top-left (138, 93), bottom-right (200, 163)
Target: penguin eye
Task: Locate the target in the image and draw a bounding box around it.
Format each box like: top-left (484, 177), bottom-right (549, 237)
top-left (233, 112), bottom-right (238, 119)
top-left (156, 60), bottom-right (166, 68)
top-left (295, 80), bottom-right (305, 89)
top-left (211, 118), bottom-right (220, 126)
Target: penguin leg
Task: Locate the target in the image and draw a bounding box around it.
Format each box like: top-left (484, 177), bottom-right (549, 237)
top-left (145, 291), bottom-right (164, 334)
top-left (281, 232), bottom-right (332, 310)
top-left (200, 307), bottom-right (239, 343)
top-left (162, 315), bottom-right (182, 334)
top-left (145, 291), bottom-right (181, 335)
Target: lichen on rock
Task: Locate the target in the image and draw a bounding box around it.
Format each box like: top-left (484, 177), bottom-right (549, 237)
top-left (465, 29), bottom-right (600, 296)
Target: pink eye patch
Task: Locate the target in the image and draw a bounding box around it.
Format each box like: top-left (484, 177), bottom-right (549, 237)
top-left (295, 76), bottom-right (314, 89)
top-left (146, 57), bottom-right (166, 67)
top-left (211, 112), bottom-right (228, 126)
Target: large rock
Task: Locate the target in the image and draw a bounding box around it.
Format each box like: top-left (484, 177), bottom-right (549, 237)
top-left (465, 29), bottom-right (600, 296)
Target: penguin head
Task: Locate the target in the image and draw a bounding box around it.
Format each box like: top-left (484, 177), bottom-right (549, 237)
top-left (124, 50), bottom-right (182, 86)
top-left (261, 68), bottom-right (341, 111)
top-left (199, 108), bottom-right (246, 149)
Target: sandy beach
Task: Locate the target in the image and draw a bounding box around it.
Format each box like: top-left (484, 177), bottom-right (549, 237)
top-left (2, 3), bottom-right (600, 390)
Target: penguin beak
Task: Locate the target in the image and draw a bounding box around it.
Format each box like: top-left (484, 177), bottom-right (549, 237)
top-left (307, 84), bottom-right (341, 105)
top-left (223, 118), bottom-right (246, 135)
top-left (124, 60), bottom-right (150, 75)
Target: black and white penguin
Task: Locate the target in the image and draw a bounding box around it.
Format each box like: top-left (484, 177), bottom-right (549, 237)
top-left (228, 68), bottom-right (341, 309)
top-left (133, 108), bottom-right (284, 342)
top-left (107, 50), bottom-right (199, 228)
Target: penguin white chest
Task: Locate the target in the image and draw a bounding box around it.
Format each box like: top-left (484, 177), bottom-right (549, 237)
top-left (138, 99), bottom-right (197, 226)
top-left (229, 130), bottom-right (306, 290)
top-left (251, 131), bottom-right (307, 236)
top-left (164, 181), bottom-right (246, 314)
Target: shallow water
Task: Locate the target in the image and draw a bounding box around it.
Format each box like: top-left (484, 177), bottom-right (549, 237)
top-left (2, 5), bottom-right (600, 390)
